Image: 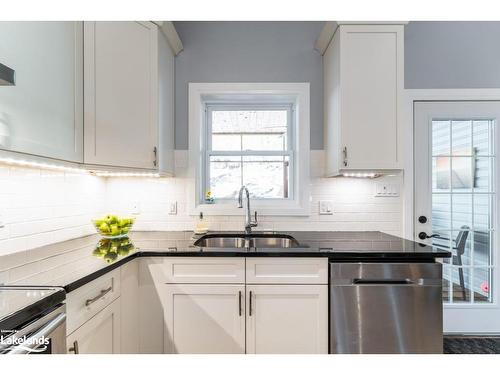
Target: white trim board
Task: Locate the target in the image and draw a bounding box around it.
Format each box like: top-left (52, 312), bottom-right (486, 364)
top-left (188, 82), bottom-right (311, 216)
top-left (402, 88), bottom-right (500, 241)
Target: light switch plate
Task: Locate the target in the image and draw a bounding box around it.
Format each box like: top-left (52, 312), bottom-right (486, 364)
top-left (319, 200), bottom-right (333, 215)
top-left (169, 201), bottom-right (177, 215)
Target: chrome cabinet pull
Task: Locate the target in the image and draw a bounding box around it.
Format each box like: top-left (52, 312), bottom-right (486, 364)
top-left (153, 146), bottom-right (158, 167)
top-left (249, 291), bottom-right (253, 316)
top-left (85, 286), bottom-right (112, 307)
top-left (238, 291), bottom-right (242, 316)
top-left (343, 146), bottom-right (348, 167)
top-left (68, 340), bottom-right (79, 354)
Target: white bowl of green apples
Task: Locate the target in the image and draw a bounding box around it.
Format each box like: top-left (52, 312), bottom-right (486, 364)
top-left (93, 215), bottom-right (135, 239)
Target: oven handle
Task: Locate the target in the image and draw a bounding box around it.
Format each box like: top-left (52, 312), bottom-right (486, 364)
top-left (6, 313), bottom-right (66, 355)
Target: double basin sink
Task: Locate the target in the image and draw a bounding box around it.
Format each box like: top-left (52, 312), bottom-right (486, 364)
top-left (194, 233), bottom-right (301, 249)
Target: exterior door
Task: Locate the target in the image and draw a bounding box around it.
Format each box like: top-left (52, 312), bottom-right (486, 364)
top-left (246, 285), bottom-right (328, 354)
top-left (414, 101), bottom-right (500, 333)
top-left (162, 284), bottom-right (246, 354)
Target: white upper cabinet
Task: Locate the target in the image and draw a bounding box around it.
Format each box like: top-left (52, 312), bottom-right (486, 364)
top-left (84, 21), bottom-right (158, 169)
top-left (0, 22), bottom-right (83, 163)
top-left (84, 21), bottom-right (175, 173)
top-left (324, 24), bottom-right (404, 176)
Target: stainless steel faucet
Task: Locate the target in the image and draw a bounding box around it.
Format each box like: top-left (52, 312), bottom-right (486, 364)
top-left (237, 186), bottom-right (258, 234)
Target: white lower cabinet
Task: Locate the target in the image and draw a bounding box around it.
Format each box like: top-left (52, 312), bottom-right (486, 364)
top-left (66, 298), bottom-right (121, 354)
top-left (157, 258), bottom-right (328, 354)
top-left (246, 285), bottom-right (328, 354)
top-left (163, 284), bottom-right (246, 354)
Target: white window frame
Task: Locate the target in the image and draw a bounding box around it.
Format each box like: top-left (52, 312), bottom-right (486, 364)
top-left (188, 82), bottom-right (310, 216)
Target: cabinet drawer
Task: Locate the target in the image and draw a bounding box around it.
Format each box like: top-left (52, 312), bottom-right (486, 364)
top-left (146, 257), bottom-right (245, 284)
top-left (246, 258), bottom-right (328, 284)
top-left (66, 269), bottom-right (121, 334)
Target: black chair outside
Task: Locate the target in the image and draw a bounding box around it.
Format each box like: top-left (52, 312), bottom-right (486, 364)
top-left (434, 226), bottom-right (470, 301)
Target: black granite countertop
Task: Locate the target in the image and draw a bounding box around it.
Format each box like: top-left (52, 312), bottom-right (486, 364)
top-left (3, 231), bottom-right (451, 293)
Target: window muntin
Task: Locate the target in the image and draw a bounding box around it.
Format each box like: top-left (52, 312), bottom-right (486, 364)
top-left (203, 104), bottom-right (293, 201)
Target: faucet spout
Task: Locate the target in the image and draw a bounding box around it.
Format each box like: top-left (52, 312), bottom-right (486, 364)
top-left (237, 186), bottom-right (257, 234)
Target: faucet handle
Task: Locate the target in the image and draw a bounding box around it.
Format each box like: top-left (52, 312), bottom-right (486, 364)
top-left (251, 211), bottom-right (258, 226)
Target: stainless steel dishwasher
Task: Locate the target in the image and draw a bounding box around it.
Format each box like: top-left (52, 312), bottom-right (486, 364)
top-left (330, 262), bottom-right (443, 354)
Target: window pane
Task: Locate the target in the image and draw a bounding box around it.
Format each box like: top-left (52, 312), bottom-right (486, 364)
top-left (209, 156), bottom-right (241, 199)
top-left (433, 157), bottom-right (450, 191)
top-left (452, 194), bottom-right (472, 229)
top-left (450, 266), bottom-right (471, 303)
top-left (432, 194), bottom-right (451, 230)
top-left (473, 231), bottom-right (492, 267)
top-left (474, 157), bottom-right (493, 192)
top-left (473, 120), bottom-right (493, 155)
top-left (212, 134), bottom-right (241, 151)
top-left (242, 156), bottom-right (289, 199)
top-left (451, 120), bottom-right (472, 156)
top-left (432, 120), bottom-right (450, 156)
top-left (212, 110), bottom-right (288, 134)
top-left (473, 194), bottom-right (492, 230)
top-left (472, 268), bottom-right (492, 303)
top-left (242, 133), bottom-right (286, 151)
top-left (451, 156), bottom-right (473, 191)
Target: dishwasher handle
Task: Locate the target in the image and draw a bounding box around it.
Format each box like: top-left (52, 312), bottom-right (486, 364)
top-left (353, 278), bottom-right (413, 285)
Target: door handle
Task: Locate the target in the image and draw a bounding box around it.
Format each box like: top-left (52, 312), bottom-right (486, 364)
top-left (418, 232), bottom-right (440, 240)
top-left (68, 340), bottom-right (79, 354)
top-left (238, 290), bottom-right (242, 316)
top-left (249, 291), bottom-right (252, 316)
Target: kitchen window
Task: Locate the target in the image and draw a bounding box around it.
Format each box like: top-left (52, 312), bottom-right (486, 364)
top-left (204, 104), bottom-right (294, 201)
top-left (189, 83), bottom-right (310, 215)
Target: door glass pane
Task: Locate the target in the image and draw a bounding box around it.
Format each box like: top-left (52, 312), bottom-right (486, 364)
top-left (433, 157), bottom-right (450, 192)
top-left (451, 157), bottom-right (473, 192)
top-left (431, 119), bottom-right (495, 305)
top-left (473, 231), bottom-right (492, 267)
top-left (471, 268), bottom-right (492, 303)
top-left (452, 120), bottom-right (472, 156)
top-left (473, 120), bottom-right (492, 155)
top-left (432, 120), bottom-right (450, 155)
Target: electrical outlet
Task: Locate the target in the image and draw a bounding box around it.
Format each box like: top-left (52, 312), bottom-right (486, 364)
top-left (169, 201), bottom-right (177, 215)
top-left (131, 202), bottom-right (141, 215)
top-left (319, 200), bottom-right (333, 215)
top-left (375, 183), bottom-right (400, 197)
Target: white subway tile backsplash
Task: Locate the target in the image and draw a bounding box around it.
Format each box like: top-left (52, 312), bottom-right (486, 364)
top-left (0, 151), bottom-right (404, 255)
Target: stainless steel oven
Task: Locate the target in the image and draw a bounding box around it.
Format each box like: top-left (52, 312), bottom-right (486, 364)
top-left (0, 304), bottom-right (66, 354)
top-left (330, 262), bottom-right (443, 354)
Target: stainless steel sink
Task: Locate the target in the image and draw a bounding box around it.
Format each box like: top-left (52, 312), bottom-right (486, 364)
top-left (194, 234), bottom-right (301, 249)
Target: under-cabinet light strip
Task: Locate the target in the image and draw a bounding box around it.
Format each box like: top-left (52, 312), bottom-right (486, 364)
top-left (0, 157), bottom-right (85, 174)
top-left (342, 173), bottom-right (379, 178)
top-left (0, 158), bottom-right (161, 177)
top-left (92, 171), bottom-right (161, 177)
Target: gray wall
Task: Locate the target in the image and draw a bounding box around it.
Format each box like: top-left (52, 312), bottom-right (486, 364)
top-left (405, 21), bottom-right (500, 89)
top-left (174, 21), bottom-right (324, 150)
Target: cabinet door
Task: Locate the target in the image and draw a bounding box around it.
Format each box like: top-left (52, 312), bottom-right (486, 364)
top-left (163, 284), bottom-right (245, 354)
top-left (0, 22), bottom-right (83, 162)
top-left (66, 298), bottom-right (121, 354)
top-left (246, 285), bottom-right (328, 354)
top-left (84, 21), bottom-right (158, 169)
top-left (340, 25), bottom-right (403, 170)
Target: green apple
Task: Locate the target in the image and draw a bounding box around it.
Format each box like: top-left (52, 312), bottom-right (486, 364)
top-left (99, 222), bottom-right (110, 234)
